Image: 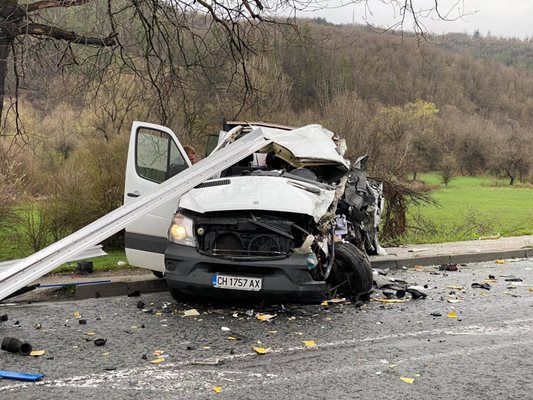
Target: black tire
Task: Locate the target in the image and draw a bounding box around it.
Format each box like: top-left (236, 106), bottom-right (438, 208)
top-left (152, 270), bottom-right (164, 279)
top-left (328, 242), bottom-right (373, 297)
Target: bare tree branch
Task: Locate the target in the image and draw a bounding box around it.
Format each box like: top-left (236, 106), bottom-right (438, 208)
top-left (25, 0), bottom-right (91, 12)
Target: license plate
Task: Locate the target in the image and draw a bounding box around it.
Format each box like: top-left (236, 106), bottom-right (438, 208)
top-left (212, 274), bottom-right (262, 291)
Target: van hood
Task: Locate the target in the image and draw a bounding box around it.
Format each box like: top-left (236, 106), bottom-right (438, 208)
top-left (179, 176), bottom-right (335, 222)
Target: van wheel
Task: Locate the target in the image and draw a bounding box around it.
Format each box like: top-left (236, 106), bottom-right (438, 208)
top-left (328, 242), bottom-right (373, 298)
top-left (152, 271), bottom-right (164, 279)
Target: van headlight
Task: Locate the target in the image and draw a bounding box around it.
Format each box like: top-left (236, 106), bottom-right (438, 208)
top-left (168, 213), bottom-right (196, 247)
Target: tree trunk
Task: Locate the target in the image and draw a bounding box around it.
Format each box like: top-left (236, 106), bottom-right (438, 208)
top-left (509, 175), bottom-right (515, 186)
top-left (0, 36), bottom-right (12, 127)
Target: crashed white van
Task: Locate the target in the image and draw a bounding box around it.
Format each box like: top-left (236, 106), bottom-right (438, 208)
top-left (124, 122), bottom-right (384, 302)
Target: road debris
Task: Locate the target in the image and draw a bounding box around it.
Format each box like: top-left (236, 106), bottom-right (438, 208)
top-left (94, 338), bottom-right (107, 346)
top-left (1, 337), bottom-right (32, 355)
top-left (30, 350), bottom-right (46, 356)
top-left (183, 309), bottom-right (200, 317)
top-left (150, 357), bottom-right (165, 363)
top-left (471, 283), bottom-right (491, 290)
top-left (495, 259), bottom-right (506, 264)
top-left (0, 314), bottom-right (8, 322)
top-left (303, 340), bottom-right (317, 348)
top-left (213, 386), bottom-right (222, 393)
top-left (192, 358), bottom-right (223, 366)
top-left (400, 377), bottom-right (415, 384)
top-left (439, 263), bottom-right (458, 271)
top-left (0, 370), bottom-right (44, 382)
top-left (505, 277), bottom-right (523, 282)
top-left (255, 313), bottom-right (276, 322)
top-left (430, 312), bottom-right (442, 317)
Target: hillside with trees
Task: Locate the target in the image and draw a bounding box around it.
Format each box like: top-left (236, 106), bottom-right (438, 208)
top-left (1, 5), bottom-right (533, 255)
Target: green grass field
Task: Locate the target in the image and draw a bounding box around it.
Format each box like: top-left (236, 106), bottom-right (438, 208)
top-left (398, 173), bottom-right (533, 244)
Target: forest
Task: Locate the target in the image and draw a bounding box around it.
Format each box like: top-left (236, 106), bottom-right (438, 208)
top-left (1, 0), bottom-right (532, 259)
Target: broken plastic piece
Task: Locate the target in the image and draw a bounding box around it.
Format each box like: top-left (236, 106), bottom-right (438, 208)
top-left (505, 277), bottom-right (523, 282)
top-left (439, 263), bottom-right (458, 271)
top-left (430, 312), bottom-right (442, 317)
top-left (136, 300), bottom-right (145, 309)
top-left (183, 309), bottom-right (200, 317)
top-left (213, 386), bottom-right (222, 393)
top-left (447, 310), bottom-right (458, 318)
top-left (400, 377), bottom-right (415, 384)
top-left (1, 337), bottom-right (32, 356)
top-left (303, 340), bottom-right (317, 348)
top-left (495, 259), bottom-right (506, 264)
top-left (471, 283), bottom-right (491, 290)
top-left (253, 346), bottom-right (271, 354)
top-left (192, 358), bottom-right (222, 365)
top-left (0, 370), bottom-right (44, 382)
top-left (255, 313), bottom-right (276, 321)
top-left (94, 338), bottom-right (107, 346)
top-left (30, 350), bottom-right (45, 356)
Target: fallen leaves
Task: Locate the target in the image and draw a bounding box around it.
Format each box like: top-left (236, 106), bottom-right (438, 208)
top-left (303, 340), bottom-right (317, 348)
top-left (400, 377), bottom-right (415, 384)
top-left (30, 350), bottom-right (45, 357)
top-left (255, 313), bottom-right (276, 322)
top-left (447, 310), bottom-right (458, 318)
top-left (253, 346), bottom-right (271, 355)
top-left (212, 386), bottom-right (222, 393)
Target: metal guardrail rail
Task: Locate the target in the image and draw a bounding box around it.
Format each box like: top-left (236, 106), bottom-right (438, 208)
top-left (0, 127), bottom-right (277, 301)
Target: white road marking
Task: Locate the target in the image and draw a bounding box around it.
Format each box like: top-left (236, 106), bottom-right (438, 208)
top-left (1, 317), bottom-right (531, 393)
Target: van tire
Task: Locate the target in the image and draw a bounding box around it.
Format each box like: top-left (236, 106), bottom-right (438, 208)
top-left (329, 242), bottom-right (373, 298)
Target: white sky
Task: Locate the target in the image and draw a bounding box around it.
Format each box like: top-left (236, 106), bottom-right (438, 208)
top-left (297, 0), bottom-right (533, 39)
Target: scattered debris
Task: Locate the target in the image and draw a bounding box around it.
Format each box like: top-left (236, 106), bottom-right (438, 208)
top-left (374, 298), bottom-right (407, 304)
top-left (136, 300), bottom-right (145, 309)
top-left (73, 311), bottom-right (81, 319)
top-left (400, 377), bottom-right (415, 384)
top-left (505, 277), bottom-right (523, 282)
top-left (183, 309), bottom-right (200, 317)
top-left (447, 298), bottom-right (462, 304)
top-left (1, 337), bottom-right (32, 355)
top-left (439, 263), bottom-right (458, 271)
top-left (213, 386), bottom-right (222, 393)
top-left (488, 274), bottom-right (496, 279)
top-left (255, 313), bottom-right (276, 322)
top-left (0, 314), bottom-right (8, 322)
top-left (30, 350), bottom-right (45, 357)
top-left (446, 285), bottom-right (464, 290)
top-left (221, 326), bottom-right (231, 332)
top-left (79, 319), bottom-right (87, 325)
top-left (495, 259), bottom-right (506, 264)
top-left (34, 323), bottom-right (42, 330)
top-left (483, 279), bottom-right (497, 284)
top-left (471, 283), bottom-right (491, 290)
top-left (303, 340), bottom-right (317, 348)
top-left (0, 370), bottom-right (44, 382)
top-left (406, 286), bottom-right (427, 299)
top-left (94, 338), bottom-right (107, 346)
top-left (430, 312), bottom-right (442, 317)
top-left (192, 358), bottom-right (223, 366)
top-left (150, 357), bottom-right (165, 363)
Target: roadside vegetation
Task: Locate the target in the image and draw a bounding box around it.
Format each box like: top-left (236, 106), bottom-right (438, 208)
top-left (1, 7), bottom-right (533, 267)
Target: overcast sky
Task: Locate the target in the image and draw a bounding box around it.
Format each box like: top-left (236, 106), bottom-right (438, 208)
top-left (297, 0), bottom-right (533, 39)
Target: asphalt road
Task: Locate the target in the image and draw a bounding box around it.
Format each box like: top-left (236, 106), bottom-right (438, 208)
top-left (0, 259), bottom-right (532, 399)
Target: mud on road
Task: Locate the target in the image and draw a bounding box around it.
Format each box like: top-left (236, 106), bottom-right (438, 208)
top-left (0, 259), bottom-right (532, 399)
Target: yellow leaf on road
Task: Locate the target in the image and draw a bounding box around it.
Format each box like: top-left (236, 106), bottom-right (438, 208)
top-left (447, 311), bottom-right (458, 318)
top-left (213, 386), bottom-right (222, 393)
top-left (153, 350), bottom-right (165, 356)
top-left (401, 377), bottom-right (415, 384)
top-left (253, 346), bottom-right (271, 354)
top-left (85, 332), bottom-right (96, 336)
top-left (303, 340), bottom-right (317, 348)
top-left (73, 311), bottom-right (81, 319)
top-left (374, 298), bottom-right (408, 303)
top-left (495, 259), bottom-right (506, 264)
top-left (150, 357), bottom-right (165, 363)
top-left (30, 350), bottom-right (45, 356)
